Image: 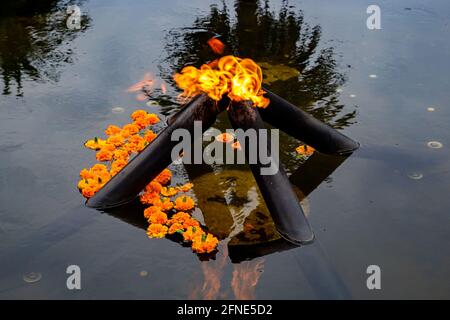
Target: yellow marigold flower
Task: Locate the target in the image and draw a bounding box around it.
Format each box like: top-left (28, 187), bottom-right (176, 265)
top-left (161, 186), bottom-right (178, 197)
top-left (77, 179), bottom-right (89, 190)
top-left (84, 137), bottom-right (106, 150)
top-left (146, 223), bottom-right (168, 238)
top-left (155, 168), bottom-right (172, 185)
top-left (178, 182), bottom-right (194, 192)
top-left (183, 226), bottom-right (205, 242)
top-left (148, 211), bottom-right (168, 225)
top-left (174, 195), bottom-right (195, 211)
top-left (145, 181), bottom-right (162, 194)
top-left (183, 218), bottom-right (200, 229)
top-left (96, 149), bottom-right (113, 161)
top-left (160, 198), bottom-right (173, 212)
top-left (168, 223), bottom-right (184, 235)
top-left (191, 233), bottom-right (219, 254)
top-left (144, 130), bottom-right (157, 143)
top-left (143, 206), bottom-right (164, 219)
top-left (168, 211), bottom-right (191, 225)
top-left (105, 125), bottom-right (122, 136)
top-left (296, 144), bottom-right (315, 157)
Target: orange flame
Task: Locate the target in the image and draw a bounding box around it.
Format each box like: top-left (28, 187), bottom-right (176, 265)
top-left (174, 55), bottom-right (270, 108)
top-left (207, 37), bottom-right (225, 55)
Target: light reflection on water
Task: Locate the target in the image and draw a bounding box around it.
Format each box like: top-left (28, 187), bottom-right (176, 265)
top-left (1, 0), bottom-right (450, 299)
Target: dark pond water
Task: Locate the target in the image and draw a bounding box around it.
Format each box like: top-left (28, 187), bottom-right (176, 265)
top-left (1, 0), bottom-right (450, 299)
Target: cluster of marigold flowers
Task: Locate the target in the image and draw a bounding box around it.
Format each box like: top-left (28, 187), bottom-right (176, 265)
top-left (78, 109), bottom-right (218, 254)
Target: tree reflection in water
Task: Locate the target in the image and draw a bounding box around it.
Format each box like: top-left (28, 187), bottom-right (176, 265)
top-left (0, 0), bottom-right (90, 96)
top-left (161, 0), bottom-right (356, 129)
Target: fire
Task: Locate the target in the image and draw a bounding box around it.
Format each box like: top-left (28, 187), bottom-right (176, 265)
top-left (207, 37), bottom-right (225, 55)
top-left (174, 55), bottom-right (270, 108)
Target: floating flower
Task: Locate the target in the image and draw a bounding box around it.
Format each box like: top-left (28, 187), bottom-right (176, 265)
top-left (124, 135), bottom-right (146, 153)
top-left (121, 123), bottom-right (140, 138)
top-left (143, 206), bottom-right (164, 219)
top-left (140, 192), bottom-right (160, 205)
top-left (146, 224), bottom-right (168, 238)
top-left (105, 125), bottom-right (122, 136)
top-left (148, 211), bottom-right (168, 225)
top-left (216, 132), bottom-right (234, 143)
top-left (168, 212), bottom-right (191, 225)
top-left (96, 149), bottom-right (113, 161)
top-left (155, 168), bottom-right (172, 185)
top-left (183, 226), bottom-right (205, 242)
top-left (110, 158), bottom-right (128, 176)
top-left (81, 186), bottom-right (96, 198)
top-left (168, 223), bottom-right (184, 235)
top-left (296, 144), bottom-right (315, 157)
top-left (106, 134), bottom-right (125, 147)
top-left (145, 181), bottom-right (162, 194)
top-left (183, 218), bottom-right (200, 229)
top-left (161, 186), bottom-right (178, 197)
top-left (130, 110), bottom-right (148, 121)
top-left (174, 195), bottom-right (195, 211)
top-left (178, 182), bottom-right (193, 192)
top-left (144, 130), bottom-right (157, 143)
top-left (192, 233), bottom-right (219, 253)
top-left (84, 137), bottom-right (106, 150)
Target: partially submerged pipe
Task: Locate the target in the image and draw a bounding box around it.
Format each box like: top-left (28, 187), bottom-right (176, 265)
top-left (258, 89), bottom-right (359, 155)
top-left (228, 100), bottom-right (314, 245)
top-left (87, 94), bottom-right (224, 209)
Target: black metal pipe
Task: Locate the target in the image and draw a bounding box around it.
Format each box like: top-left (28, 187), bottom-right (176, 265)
top-left (86, 94), bottom-right (224, 209)
top-left (258, 89), bottom-right (359, 155)
top-left (228, 100), bottom-right (314, 245)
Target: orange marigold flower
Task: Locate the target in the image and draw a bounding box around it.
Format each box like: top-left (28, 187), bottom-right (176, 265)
top-left (130, 110), bottom-right (148, 121)
top-left (144, 205), bottom-right (163, 219)
top-left (79, 168), bottom-right (91, 180)
top-left (96, 149), bottom-right (113, 161)
top-left (145, 181), bottom-right (162, 194)
top-left (110, 158), bottom-right (128, 176)
top-left (191, 233), bottom-right (219, 253)
top-left (155, 168), bottom-right (172, 185)
top-left (168, 223), bottom-right (184, 235)
top-left (160, 197), bottom-right (174, 212)
top-left (144, 130), bottom-right (157, 143)
top-left (168, 211), bottom-right (191, 225)
top-left (161, 186), bottom-right (178, 197)
top-left (147, 211), bottom-right (168, 225)
top-left (113, 149), bottom-right (129, 161)
top-left (81, 186), bottom-right (96, 198)
top-left (146, 223), bottom-right (168, 238)
top-left (183, 226), bottom-right (205, 242)
top-left (146, 113), bottom-right (160, 125)
top-left (91, 163), bottom-right (109, 172)
top-left (183, 218), bottom-right (200, 229)
top-left (216, 132), bottom-right (234, 143)
top-left (124, 134), bottom-right (146, 153)
top-left (105, 125), bottom-right (122, 136)
top-left (296, 144), bottom-right (315, 157)
top-left (174, 195), bottom-right (195, 211)
top-left (121, 123), bottom-right (140, 138)
top-left (106, 134), bottom-right (125, 147)
top-left (140, 192), bottom-right (160, 205)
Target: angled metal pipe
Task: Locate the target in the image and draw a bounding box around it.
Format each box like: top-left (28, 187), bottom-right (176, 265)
top-left (86, 94), bottom-right (224, 209)
top-left (258, 89), bottom-right (359, 155)
top-left (228, 100), bottom-right (314, 245)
